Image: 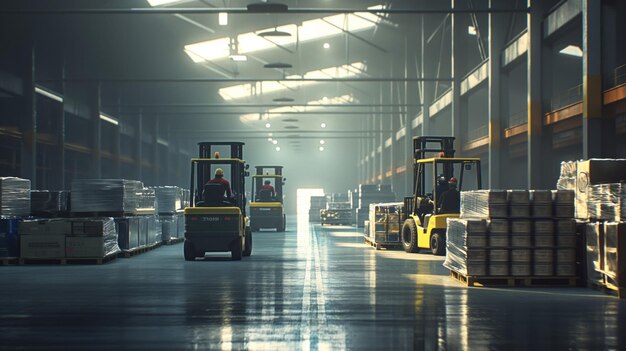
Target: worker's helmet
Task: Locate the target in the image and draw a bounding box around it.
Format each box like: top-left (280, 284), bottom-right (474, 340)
top-left (449, 177), bottom-right (458, 185)
top-left (214, 151), bottom-right (220, 159)
top-left (439, 151), bottom-right (445, 158)
top-left (264, 180), bottom-right (271, 185)
top-left (438, 175), bottom-right (447, 185)
top-left (215, 168), bottom-right (224, 176)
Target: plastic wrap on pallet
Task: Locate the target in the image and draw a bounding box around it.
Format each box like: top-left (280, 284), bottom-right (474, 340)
top-left (151, 186), bottom-right (182, 214)
top-left (159, 215), bottom-right (178, 241)
top-left (0, 177), bottom-right (31, 217)
top-left (176, 213), bottom-right (185, 238)
top-left (137, 188), bottom-right (156, 212)
top-left (66, 218), bottom-right (120, 258)
top-left (603, 222), bottom-right (626, 288)
top-left (585, 222), bottom-right (604, 285)
top-left (443, 218), bottom-right (487, 276)
top-left (460, 190), bottom-right (507, 219)
top-left (369, 202), bottom-right (404, 244)
top-left (556, 161), bottom-right (577, 190)
top-left (30, 190), bottom-right (69, 216)
top-left (115, 217), bottom-right (140, 250)
top-left (71, 179), bottom-right (143, 213)
top-left (587, 183), bottom-right (625, 222)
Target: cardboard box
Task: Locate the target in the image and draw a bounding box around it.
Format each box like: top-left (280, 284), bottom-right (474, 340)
top-left (71, 219), bottom-right (107, 236)
top-left (20, 219), bottom-right (72, 235)
top-left (66, 237), bottom-right (106, 258)
top-left (576, 159), bottom-right (626, 219)
top-left (20, 235), bottom-right (65, 258)
top-left (115, 217), bottom-right (140, 250)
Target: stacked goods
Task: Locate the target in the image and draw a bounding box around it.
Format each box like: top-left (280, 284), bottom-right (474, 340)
top-left (30, 190), bottom-right (70, 217)
top-left (136, 188), bottom-right (156, 212)
top-left (556, 161), bottom-right (577, 191)
top-left (181, 189), bottom-right (191, 208)
top-left (0, 218), bottom-right (21, 258)
top-left (19, 218), bottom-right (120, 259)
top-left (444, 219), bottom-right (488, 276)
top-left (176, 213), bottom-right (185, 237)
top-left (366, 202), bottom-right (404, 246)
top-left (0, 177), bottom-right (31, 217)
top-left (309, 196), bottom-right (327, 222)
top-left (587, 183), bottom-right (625, 221)
top-left (71, 179), bottom-right (143, 214)
top-left (321, 201), bottom-right (353, 225)
top-left (329, 193), bottom-right (349, 203)
top-left (355, 184), bottom-right (396, 227)
top-left (152, 186), bottom-right (182, 214)
top-left (447, 189), bottom-right (580, 279)
top-left (575, 159), bottom-right (626, 220)
top-left (115, 217), bottom-right (141, 250)
top-left (586, 222), bottom-right (626, 293)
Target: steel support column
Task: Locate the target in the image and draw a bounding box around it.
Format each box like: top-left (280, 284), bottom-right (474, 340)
top-left (527, 0), bottom-right (543, 189)
top-left (136, 112), bottom-right (143, 180)
top-left (488, 0), bottom-right (506, 189)
top-left (56, 59), bottom-right (66, 190)
top-left (152, 117), bottom-right (159, 186)
top-left (451, 0), bottom-right (463, 154)
top-left (20, 45), bottom-right (37, 186)
top-left (582, 0), bottom-right (603, 159)
top-left (90, 84), bottom-right (102, 178)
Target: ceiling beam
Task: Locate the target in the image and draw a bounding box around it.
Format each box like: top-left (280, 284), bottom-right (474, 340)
top-left (107, 103), bottom-right (422, 108)
top-left (37, 77), bottom-right (451, 83)
top-left (125, 111), bottom-right (407, 116)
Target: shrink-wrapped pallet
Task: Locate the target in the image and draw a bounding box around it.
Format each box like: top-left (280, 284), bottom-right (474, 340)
top-left (604, 222), bottom-right (626, 288)
top-left (460, 190), bottom-right (508, 219)
top-left (556, 161), bottom-right (577, 191)
top-left (0, 177), bottom-right (31, 217)
top-left (65, 218), bottom-right (120, 258)
top-left (71, 179), bottom-right (143, 214)
top-left (444, 218), bottom-right (488, 276)
top-left (585, 222), bottom-right (604, 285)
top-left (587, 183), bottom-right (625, 222)
top-left (30, 191), bottom-right (70, 216)
top-left (137, 188), bottom-right (156, 212)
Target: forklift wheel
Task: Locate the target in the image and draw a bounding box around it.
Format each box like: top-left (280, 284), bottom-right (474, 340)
top-left (231, 238), bottom-right (243, 260)
top-left (243, 229), bottom-right (252, 257)
top-left (430, 232), bottom-right (446, 256)
top-left (184, 241), bottom-right (196, 261)
top-left (401, 219), bottom-right (419, 253)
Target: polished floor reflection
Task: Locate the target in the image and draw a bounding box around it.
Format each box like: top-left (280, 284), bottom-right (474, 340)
top-left (0, 215), bottom-right (625, 350)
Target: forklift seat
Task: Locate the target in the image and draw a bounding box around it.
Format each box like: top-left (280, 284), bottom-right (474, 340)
top-left (202, 183), bottom-right (227, 206)
top-left (256, 189), bottom-right (273, 202)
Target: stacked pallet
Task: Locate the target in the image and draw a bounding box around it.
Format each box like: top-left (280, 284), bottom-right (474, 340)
top-left (355, 184), bottom-right (396, 227)
top-left (0, 178), bottom-right (31, 260)
top-left (308, 196), bottom-right (327, 222)
top-left (572, 159), bottom-right (626, 298)
top-left (19, 218), bottom-right (120, 263)
top-left (152, 186), bottom-right (185, 244)
top-left (364, 202), bottom-right (404, 249)
top-left (30, 190), bottom-right (70, 217)
top-left (445, 189), bottom-right (579, 286)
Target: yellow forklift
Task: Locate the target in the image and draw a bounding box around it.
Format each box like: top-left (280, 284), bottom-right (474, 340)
top-left (184, 142), bottom-right (252, 261)
top-left (402, 136), bottom-right (482, 255)
top-left (249, 166), bottom-right (286, 232)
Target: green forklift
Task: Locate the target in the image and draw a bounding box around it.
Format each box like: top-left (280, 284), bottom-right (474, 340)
top-left (184, 142), bottom-right (252, 261)
top-left (249, 166), bottom-right (286, 232)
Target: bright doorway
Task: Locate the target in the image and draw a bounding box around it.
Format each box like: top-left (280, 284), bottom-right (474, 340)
top-left (296, 188), bottom-right (325, 216)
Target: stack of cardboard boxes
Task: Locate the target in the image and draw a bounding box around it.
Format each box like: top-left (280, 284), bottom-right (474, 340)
top-left (0, 177), bottom-right (31, 259)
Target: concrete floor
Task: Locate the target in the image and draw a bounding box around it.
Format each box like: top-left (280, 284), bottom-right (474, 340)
top-left (0, 215), bottom-right (625, 350)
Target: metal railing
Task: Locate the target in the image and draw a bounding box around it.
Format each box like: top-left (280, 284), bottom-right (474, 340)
top-left (466, 125), bottom-right (488, 142)
top-left (614, 63), bottom-right (626, 87)
top-left (508, 109), bottom-right (528, 128)
top-left (550, 84), bottom-right (582, 111)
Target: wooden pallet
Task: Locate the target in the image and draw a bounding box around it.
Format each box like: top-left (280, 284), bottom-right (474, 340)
top-left (589, 281), bottom-right (626, 299)
top-left (71, 211), bottom-right (136, 218)
top-left (363, 235), bottom-right (403, 251)
top-left (0, 257), bottom-right (19, 265)
top-left (19, 253), bottom-right (117, 265)
top-left (118, 242), bottom-right (162, 258)
top-left (163, 237), bottom-right (184, 245)
top-left (449, 269), bottom-right (578, 287)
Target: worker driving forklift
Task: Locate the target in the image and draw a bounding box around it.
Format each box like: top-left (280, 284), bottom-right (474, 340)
top-left (249, 166), bottom-right (287, 232)
top-left (402, 136), bottom-right (482, 255)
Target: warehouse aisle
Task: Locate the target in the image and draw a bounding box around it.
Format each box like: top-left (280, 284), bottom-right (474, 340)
top-left (0, 216), bottom-right (625, 350)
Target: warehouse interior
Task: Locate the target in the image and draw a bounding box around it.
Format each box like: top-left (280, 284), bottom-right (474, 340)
top-left (1, 0), bottom-right (626, 349)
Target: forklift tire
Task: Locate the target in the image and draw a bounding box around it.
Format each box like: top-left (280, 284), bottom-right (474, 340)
top-left (430, 232), bottom-right (446, 256)
top-left (184, 241), bottom-right (196, 261)
top-left (276, 216), bottom-right (286, 232)
top-left (402, 219), bottom-right (419, 253)
top-left (231, 238), bottom-right (243, 260)
top-left (243, 229), bottom-right (252, 257)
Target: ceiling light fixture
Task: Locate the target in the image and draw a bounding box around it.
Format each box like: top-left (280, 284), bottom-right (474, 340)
top-left (319, 146), bottom-right (325, 152)
top-left (257, 30), bottom-right (292, 37)
top-left (229, 55), bottom-right (248, 62)
top-left (218, 12), bottom-right (228, 26)
top-left (321, 122), bottom-right (327, 128)
top-left (559, 45), bottom-right (583, 58)
top-left (272, 140), bottom-right (278, 145)
top-left (275, 146), bottom-right (281, 152)
top-left (467, 26), bottom-right (477, 36)
top-left (273, 97), bottom-right (295, 102)
top-left (99, 113), bottom-right (119, 126)
top-left (265, 123), bottom-right (271, 128)
top-left (35, 86), bottom-right (63, 103)
top-left (268, 137), bottom-right (273, 142)
top-left (319, 140), bottom-right (325, 145)
top-left (323, 43), bottom-right (330, 49)
top-left (264, 62), bottom-right (293, 69)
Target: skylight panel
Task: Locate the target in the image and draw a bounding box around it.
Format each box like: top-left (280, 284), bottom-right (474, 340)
top-left (184, 37), bottom-right (230, 62)
top-left (146, 0), bottom-right (189, 6)
top-left (239, 94), bottom-right (356, 122)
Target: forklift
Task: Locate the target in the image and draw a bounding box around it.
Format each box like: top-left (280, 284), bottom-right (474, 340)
top-left (249, 166), bottom-right (286, 232)
top-left (402, 136), bottom-right (482, 255)
top-left (184, 142), bottom-right (252, 261)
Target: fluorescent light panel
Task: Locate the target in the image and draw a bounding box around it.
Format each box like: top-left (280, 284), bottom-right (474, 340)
top-left (146, 0), bottom-right (189, 6)
top-left (35, 86), bottom-right (63, 102)
top-left (99, 114), bottom-right (119, 126)
top-left (184, 4), bottom-right (385, 63)
top-left (220, 62), bottom-right (366, 101)
top-left (559, 45), bottom-right (583, 57)
top-left (229, 55), bottom-right (248, 62)
top-left (240, 94), bottom-right (356, 122)
top-left (218, 12), bottom-right (228, 26)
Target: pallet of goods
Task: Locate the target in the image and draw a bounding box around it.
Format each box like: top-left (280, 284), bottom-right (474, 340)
top-left (445, 189), bottom-right (580, 287)
top-left (0, 177), bottom-right (31, 262)
top-left (364, 202), bottom-right (404, 250)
